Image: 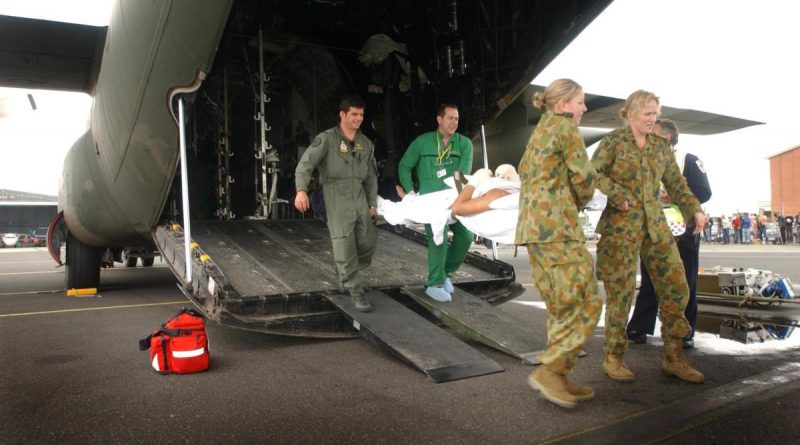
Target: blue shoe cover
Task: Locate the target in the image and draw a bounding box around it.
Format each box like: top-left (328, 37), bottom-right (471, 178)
top-left (443, 278), bottom-right (455, 294)
top-left (425, 286), bottom-right (452, 302)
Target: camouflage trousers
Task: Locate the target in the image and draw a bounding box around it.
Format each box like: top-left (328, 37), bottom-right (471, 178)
top-left (596, 230), bottom-right (691, 356)
top-left (528, 242), bottom-right (602, 375)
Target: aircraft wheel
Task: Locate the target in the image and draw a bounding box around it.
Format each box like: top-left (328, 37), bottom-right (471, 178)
top-left (124, 253), bottom-right (137, 267)
top-left (142, 257), bottom-right (155, 267)
top-left (65, 232), bottom-right (101, 289)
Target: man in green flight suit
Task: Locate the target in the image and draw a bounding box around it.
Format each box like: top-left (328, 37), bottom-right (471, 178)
top-left (294, 96), bottom-right (379, 312)
top-left (398, 104), bottom-right (474, 302)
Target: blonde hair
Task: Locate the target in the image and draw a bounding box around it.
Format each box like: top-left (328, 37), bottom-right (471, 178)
top-left (619, 90), bottom-right (660, 121)
top-left (532, 79), bottom-right (583, 111)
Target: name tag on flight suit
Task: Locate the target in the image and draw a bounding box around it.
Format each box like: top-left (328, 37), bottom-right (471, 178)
top-left (437, 168), bottom-right (447, 178)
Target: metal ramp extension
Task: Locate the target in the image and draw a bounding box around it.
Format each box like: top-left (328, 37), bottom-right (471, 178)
top-left (324, 285), bottom-right (549, 381)
top-left (155, 220), bottom-right (538, 382)
top-left (326, 291), bottom-right (503, 382)
top-left (402, 287), bottom-right (548, 365)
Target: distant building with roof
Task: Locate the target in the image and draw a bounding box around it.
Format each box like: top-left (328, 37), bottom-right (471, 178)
top-left (768, 146), bottom-right (800, 216)
top-left (0, 189), bottom-right (58, 234)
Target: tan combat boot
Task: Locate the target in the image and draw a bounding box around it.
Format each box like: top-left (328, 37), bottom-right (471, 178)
top-left (527, 366), bottom-right (577, 409)
top-left (565, 376), bottom-right (595, 401)
top-left (662, 340), bottom-right (704, 383)
top-left (603, 354), bottom-right (635, 382)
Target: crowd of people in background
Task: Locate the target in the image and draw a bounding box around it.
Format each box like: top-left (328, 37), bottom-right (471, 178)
top-left (699, 211), bottom-right (799, 245)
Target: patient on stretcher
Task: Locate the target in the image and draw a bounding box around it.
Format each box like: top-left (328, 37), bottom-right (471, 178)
top-left (379, 165), bottom-right (520, 245)
top-left (451, 164), bottom-right (520, 216)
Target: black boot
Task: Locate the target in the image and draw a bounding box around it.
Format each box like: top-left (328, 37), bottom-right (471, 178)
top-left (627, 331), bottom-right (647, 344)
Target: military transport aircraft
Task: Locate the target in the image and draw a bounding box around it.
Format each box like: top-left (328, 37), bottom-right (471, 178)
top-left (0, 0), bottom-right (761, 381)
top-left (0, 0), bottom-right (610, 284)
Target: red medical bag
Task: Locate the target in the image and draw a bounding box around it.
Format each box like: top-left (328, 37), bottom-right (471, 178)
top-left (139, 307), bottom-right (209, 374)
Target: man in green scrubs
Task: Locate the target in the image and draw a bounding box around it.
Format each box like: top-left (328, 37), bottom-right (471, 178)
top-left (295, 96), bottom-right (379, 312)
top-left (398, 104), bottom-right (474, 302)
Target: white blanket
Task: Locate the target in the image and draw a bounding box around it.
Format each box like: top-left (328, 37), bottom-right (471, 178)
top-left (377, 189), bottom-right (457, 245)
top-left (377, 177), bottom-right (520, 245)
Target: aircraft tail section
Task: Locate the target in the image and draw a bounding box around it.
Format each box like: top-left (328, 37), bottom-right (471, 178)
top-left (60, 0), bottom-right (234, 248)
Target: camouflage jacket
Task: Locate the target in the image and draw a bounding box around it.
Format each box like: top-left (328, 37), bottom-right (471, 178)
top-left (591, 127), bottom-right (701, 242)
top-left (515, 111), bottom-right (595, 244)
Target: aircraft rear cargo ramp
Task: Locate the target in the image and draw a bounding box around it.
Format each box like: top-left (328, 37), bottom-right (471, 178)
top-left (154, 220), bottom-right (544, 382)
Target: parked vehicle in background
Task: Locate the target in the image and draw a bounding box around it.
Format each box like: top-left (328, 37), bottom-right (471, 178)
top-left (18, 233), bottom-right (45, 247)
top-left (2, 233), bottom-right (20, 247)
top-left (20, 234), bottom-right (34, 246)
top-left (33, 230), bottom-right (48, 247)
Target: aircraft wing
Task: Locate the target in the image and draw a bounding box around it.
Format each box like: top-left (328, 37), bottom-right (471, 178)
top-left (578, 90), bottom-right (763, 136)
top-left (0, 15), bottom-right (107, 93)
top-left (479, 84), bottom-right (763, 166)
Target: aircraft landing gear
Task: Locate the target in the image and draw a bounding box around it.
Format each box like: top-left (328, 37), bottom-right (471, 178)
top-left (122, 249), bottom-right (137, 267)
top-left (120, 248), bottom-right (157, 267)
top-left (65, 232), bottom-right (101, 289)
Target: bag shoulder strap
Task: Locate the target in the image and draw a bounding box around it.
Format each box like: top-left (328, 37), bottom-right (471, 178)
top-left (159, 334), bottom-right (169, 372)
top-left (138, 328), bottom-right (183, 350)
top-left (175, 306), bottom-right (205, 319)
top-left (140, 307), bottom-right (206, 350)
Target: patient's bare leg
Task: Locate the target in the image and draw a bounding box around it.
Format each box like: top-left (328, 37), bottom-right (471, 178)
top-left (452, 188), bottom-right (510, 216)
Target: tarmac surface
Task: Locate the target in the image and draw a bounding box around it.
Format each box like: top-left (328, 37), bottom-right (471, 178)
top-left (2, 244), bottom-right (800, 444)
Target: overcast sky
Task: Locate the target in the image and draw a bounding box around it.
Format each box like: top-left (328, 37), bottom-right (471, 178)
top-left (1, 0), bottom-right (798, 215)
top-left (534, 0), bottom-right (800, 215)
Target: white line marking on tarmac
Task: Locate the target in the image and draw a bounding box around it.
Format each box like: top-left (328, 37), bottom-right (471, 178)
top-left (0, 301), bottom-right (188, 318)
top-left (0, 266), bottom-right (169, 276)
top-left (0, 260), bottom-right (54, 264)
top-left (702, 251), bottom-right (800, 254)
top-left (0, 289), bottom-right (63, 296)
top-left (0, 270), bottom-right (62, 276)
top-left (513, 300), bottom-right (546, 310)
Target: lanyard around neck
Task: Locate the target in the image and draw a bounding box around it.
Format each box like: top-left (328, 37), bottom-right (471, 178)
top-left (436, 133), bottom-right (452, 164)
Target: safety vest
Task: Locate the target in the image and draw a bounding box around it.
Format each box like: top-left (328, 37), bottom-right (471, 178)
top-left (663, 150), bottom-right (687, 236)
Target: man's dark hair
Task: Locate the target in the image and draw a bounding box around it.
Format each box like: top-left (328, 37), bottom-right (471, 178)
top-left (339, 95), bottom-right (366, 113)
top-left (437, 103), bottom-right (459, 117)
top-left (655, 118), bottom-right (679, 145)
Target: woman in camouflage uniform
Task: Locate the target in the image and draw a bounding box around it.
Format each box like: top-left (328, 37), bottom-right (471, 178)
top-left (516, 79), bottom-right (602, 409)
top-left (592, 90), bottom-right (706, 384)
